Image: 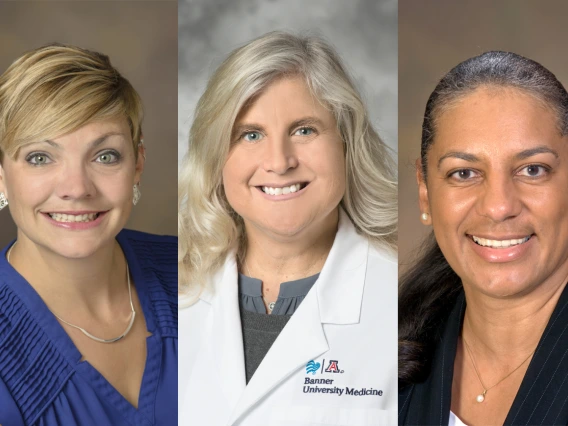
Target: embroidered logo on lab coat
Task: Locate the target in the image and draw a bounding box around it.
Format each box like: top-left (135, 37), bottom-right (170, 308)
top-left (303, 359), bottom-right (383, 397)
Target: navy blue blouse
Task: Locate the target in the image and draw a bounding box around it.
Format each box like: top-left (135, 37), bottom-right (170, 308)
top-left (0, 230), bottom-right (177, 426)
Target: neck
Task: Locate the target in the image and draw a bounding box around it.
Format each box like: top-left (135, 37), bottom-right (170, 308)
top-left (462, 278), bottom-right (568, 360)
top-left (243, 209), bottom-right (339, 293)
top-left (8, 233), bottom-right (127, 312)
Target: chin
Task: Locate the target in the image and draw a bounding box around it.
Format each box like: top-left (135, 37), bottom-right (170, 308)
top-left (468, 272), bottom-right (537, 298)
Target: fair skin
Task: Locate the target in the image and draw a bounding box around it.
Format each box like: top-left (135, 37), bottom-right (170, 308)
top-left (223, 77), bottom-right (345, 312)
top-left (417, 87), bottom-right (568, 425)
top-left (0, 118), bottom-right (148, 408)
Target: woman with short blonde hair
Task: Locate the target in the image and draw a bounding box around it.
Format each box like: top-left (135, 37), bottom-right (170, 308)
top-left (0, 44), bottom-right (177, 425)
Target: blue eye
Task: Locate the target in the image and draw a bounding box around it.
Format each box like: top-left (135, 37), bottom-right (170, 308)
top-left (294, 127), bottom-right (315, 136)
top-left (242, 131), bottom-right (263, 142)
top-left (26, 152), bottom-right (52, 166)
top-left (95, 151), bottom-right (120, 164)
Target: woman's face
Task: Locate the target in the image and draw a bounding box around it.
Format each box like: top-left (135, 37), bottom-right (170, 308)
top-left (222, 76), bottom-right (345, 242)
top-left (419, 87), bottom-right (568, 297)
top-left (0, 118), bottom-right (144, 258)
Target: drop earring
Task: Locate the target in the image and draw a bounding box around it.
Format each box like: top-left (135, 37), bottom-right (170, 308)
top-left (133, 184), bottom-right (141, 206)
top-left (0, 192), bottom-right (8, 210)
top-left (421, 212), bottom-right (429, 221)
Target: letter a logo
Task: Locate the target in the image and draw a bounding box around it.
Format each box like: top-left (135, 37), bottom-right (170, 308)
top-left (325, 360), bottom-right (340, 373)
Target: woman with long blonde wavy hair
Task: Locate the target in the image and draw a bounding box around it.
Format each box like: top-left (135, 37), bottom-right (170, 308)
top-left (179, 31), bottom-right (397, 425)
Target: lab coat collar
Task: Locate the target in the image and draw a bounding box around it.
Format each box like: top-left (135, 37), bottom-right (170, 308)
top-left (316, 207), bottom-right (369, 325)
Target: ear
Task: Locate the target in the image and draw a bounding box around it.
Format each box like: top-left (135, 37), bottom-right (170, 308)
top-left (416, 159), bottom-right (432, 225)
top-left (134, 141), bottom-right (146, 184)
top-left (0, 162), bottom-right (6, 196)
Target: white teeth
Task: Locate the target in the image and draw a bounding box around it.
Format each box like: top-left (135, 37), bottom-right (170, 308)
top-left (261, 183), bottom-right (302, 195)
top-left (49, 213), bottom-right (98, 223)
top-left (472, 235), bottom-right (530, 248)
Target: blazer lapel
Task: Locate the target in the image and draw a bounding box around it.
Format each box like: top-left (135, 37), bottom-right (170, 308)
top-left (505, 284), bottom-right (568, 426)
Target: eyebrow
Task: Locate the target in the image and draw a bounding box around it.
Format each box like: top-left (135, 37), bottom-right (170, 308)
top-left (232, 116), bottom-right (326, 139)
top-left (39, 132), bottom-right (128, 149)
top-left (515, 145), bottom-right (559, 160)
top-left (437, 151), bottom-right (480, 170)
top-left (437, 145), bottom-right (559, 170)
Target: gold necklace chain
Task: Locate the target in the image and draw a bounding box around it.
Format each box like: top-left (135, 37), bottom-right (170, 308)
top-left (463, 336), bottom-right (535, 403)
top-left (7, 241), bottom-right (136, 344)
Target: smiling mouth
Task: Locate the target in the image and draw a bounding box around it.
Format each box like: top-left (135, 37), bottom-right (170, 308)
top-left (471, 235), bottom-right (532, 248)
top-left (259, 182), bottom-right (308, 196)
top-left (47, 212), bottom-right (102, 223)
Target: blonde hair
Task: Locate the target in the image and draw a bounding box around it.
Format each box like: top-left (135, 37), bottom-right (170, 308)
top-left (179, 31), bottom-right (397, 296)
top-left (0, 43), bottom-right (143, 162)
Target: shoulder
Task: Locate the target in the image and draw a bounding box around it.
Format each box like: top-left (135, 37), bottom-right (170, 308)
top-left (118, 228), bottom-right (177, 248)
top-left (365, 243), bottom-right (398, 291)
top-left (0, 286), bottom-right (74, 425)
top-left (119, 229), bottom-right (178, 336)
top-left (118, 229), bottom-right (177, 284)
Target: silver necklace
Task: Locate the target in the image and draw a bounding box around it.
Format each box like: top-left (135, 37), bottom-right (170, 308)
top-left (243, 258), bottom-right (275, 313)
top-left (7, 242), bottom-right (136, 344)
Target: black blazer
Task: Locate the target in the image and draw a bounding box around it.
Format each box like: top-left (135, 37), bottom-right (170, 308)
top-left (399, 285), bottom-right (568, 426)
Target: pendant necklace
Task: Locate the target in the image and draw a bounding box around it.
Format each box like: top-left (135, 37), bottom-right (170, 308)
top-left (7, 242), bottom-right (136, 344)
top-left (463, 336), bottom-right (535, 403)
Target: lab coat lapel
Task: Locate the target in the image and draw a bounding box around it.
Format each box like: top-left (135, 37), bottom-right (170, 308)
top-left (228, 287), bottom-right (329, 425)
top-left (228, 209), bottom-right (368, 424)
top-left (207, 255), bottom-right (247, 412)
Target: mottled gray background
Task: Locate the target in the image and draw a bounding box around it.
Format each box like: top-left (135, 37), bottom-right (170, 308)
top-left (178, 0), bottom-right (398, 165)
top-left (399, 0), bottom-right (568, 274)
top-left (0, 1), bottom-right (177, 247)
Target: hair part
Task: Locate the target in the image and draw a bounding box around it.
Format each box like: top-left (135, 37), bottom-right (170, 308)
top-left (179, 31), bottom-right (397, 297)
top-left (399, 51), bottom-right (568, 387)
top-left (0, 43), bottom-right (143, 163)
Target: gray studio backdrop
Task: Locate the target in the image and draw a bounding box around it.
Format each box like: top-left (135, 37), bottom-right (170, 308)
top-left (0, 1), bottom-right (177, 247)
top-left (178, 0), bottom-right (398, 165)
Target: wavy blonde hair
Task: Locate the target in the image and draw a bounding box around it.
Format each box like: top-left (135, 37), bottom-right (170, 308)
top-left (0, 43), bottom-right (143, 162)
top-left (179, 31), bottom-right (397, 297)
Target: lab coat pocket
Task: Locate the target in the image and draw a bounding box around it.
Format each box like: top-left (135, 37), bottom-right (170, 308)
top-left (270, 405), bottom-right (397, 426)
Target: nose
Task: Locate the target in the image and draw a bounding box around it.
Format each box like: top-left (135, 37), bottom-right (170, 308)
top-left (55, 162), bottom-right (97, 200)
top-left (476, 174), bottom-right (522, 222)
top-left (262, 135), bottom-right (299, 174)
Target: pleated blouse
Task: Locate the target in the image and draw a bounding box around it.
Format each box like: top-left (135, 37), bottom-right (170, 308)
top-left (0, 229), bottom-right (177, 426)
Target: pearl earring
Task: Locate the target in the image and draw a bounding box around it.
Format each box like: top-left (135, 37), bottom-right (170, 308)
top-left (0, 192), bottom-right (8, 210)
top-left (421, 212), bottom-right (429, 221)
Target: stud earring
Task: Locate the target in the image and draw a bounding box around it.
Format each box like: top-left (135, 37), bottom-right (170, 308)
top-left (133, 184), bottom-right (141, 206)
top-left (421, 212), bottom-right (429, 221)
top-left (0, 192), bottom-right (8, 210)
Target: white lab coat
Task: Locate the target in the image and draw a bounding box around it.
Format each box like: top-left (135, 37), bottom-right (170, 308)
top-left (179, 210), bottom-right (397, 425)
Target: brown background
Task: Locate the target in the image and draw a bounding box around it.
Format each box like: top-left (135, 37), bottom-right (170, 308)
top-left (399, 0), bottom-right (568, 273)
top-left (0, 0), bottom-right (177, 247)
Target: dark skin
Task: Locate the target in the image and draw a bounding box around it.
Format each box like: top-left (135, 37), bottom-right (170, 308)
top-left (417, 88), bottom-right (568, 425)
